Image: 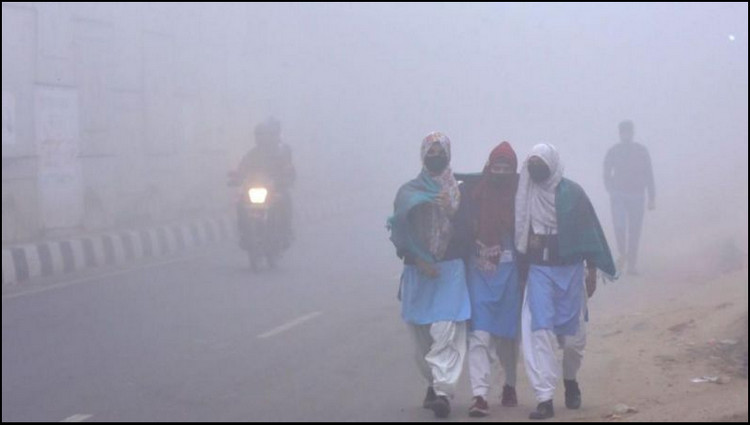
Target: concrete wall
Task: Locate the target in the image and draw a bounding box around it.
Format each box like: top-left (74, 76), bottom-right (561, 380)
top-left (2, 2), bottom-right (244, 244)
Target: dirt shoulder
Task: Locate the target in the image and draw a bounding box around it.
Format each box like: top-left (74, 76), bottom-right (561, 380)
top-left (575, 264), bottom-right (748, 422)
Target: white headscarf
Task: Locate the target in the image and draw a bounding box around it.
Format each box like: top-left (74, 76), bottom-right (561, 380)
top-left (515, 143), bottom-right (564, 254)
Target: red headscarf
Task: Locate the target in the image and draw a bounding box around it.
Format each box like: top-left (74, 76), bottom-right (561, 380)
top-left (472, 141), bottom-right (519, 248)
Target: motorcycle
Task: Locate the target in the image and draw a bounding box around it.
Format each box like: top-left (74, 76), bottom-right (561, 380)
top-left (229, 171), bottom-right (290, 272)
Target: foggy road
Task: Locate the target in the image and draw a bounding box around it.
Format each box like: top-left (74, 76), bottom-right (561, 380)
top-left (4, 209), bottom-right (748, 422)
top-left (3, 212), bottom-right (428, 421)
top-left (2, 3), bottom-right (747, 422)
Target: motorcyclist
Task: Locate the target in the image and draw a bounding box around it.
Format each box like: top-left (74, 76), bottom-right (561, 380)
top-left (235, 117), bottom-right (295, 249)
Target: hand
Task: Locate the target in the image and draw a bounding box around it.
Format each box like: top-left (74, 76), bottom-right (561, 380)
top-left (585, 268), bottom-right (597, 298)
top-left (648, 199), bottom-right (655, 211)
top-left (434, 191), bottom-right (451, 209)
top-left (416, 258), bottom-right (440, 278)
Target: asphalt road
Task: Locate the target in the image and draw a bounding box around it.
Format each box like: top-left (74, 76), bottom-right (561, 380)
top-left (3, 211), bottom-right (453, 422)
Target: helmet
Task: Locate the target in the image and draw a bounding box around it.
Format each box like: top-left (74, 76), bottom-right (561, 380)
top-left (255, 117), bottom-right (281, 139)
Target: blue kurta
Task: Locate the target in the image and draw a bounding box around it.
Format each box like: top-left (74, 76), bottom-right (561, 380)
top-left (526, 263), bottom-right (585, 336)
top-left (467, 255), bottom-right (521, 339)
top-left (400, 258), bottom-right (471, 325)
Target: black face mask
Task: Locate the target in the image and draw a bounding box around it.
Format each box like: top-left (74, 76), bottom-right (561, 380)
top-left (424, 155), bottom-right (449, 173)
top-left (528, 162), bottom-right (551, 183)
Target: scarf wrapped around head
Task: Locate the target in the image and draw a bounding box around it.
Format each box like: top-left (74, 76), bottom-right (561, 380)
top-left (472, 142), bottom-right (519, 271)
top-left (419, 132), bottom-right (460, 259)
top-left (387, 132), bottom-right (460, 263)
top-left (515, 143), bottom-right (564, 254)
top-left (473, 142), bottom-right (518, 245)
top-left (514, 143), bottom-right (617, 279)
top-left (420, 131), bottom-right (460, 214)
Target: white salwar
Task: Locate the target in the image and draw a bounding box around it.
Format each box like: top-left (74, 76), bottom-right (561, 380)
top-left (408, 320), bottom-right (467, 398)
top-left (468, 330), bottom-right (519, 398)
top-left (521, 282), bottom-right (587, 403)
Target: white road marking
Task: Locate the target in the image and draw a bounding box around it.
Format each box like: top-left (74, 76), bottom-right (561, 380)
top-left (257, 311), bottom-right (322, 339)
top-left (60, 413), bottom-right (92, 422)
top-left (3, 256), bottom-right (201, 301)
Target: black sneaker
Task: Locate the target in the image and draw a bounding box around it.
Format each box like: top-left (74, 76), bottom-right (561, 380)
top-left (564, 379), bottom-right (581, 409)
top-left (501, 384), bottom-right (518, 407)
top-left (429, 395), bottom-right (451, 418)
top-left (468, 396), bottom-right (489, 417)
top-left (529, 400), bottom-right (554, 420)
top-left (422, 386), bottom-right (437, 409)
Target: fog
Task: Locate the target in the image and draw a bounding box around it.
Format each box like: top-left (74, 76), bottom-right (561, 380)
top-left (3, 2), bottom-right (747, 257)
top-left (2, 2), bottom-right (748, 421)
top-left (250, 2), bottom-right (750, 270)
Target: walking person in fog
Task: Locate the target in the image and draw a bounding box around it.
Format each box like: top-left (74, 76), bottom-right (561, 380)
top-left (604, 120), bottom-right (655, 275)
top-left (461, 141), bottom-right (522, 417)
top-left (387, 132), bottom-right (472, 419)
top-left (516, 143), bottom-right (616, 420)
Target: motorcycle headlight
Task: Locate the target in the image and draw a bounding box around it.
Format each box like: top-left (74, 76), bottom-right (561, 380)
top-left (248, 187), bottom-right (268, 204)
